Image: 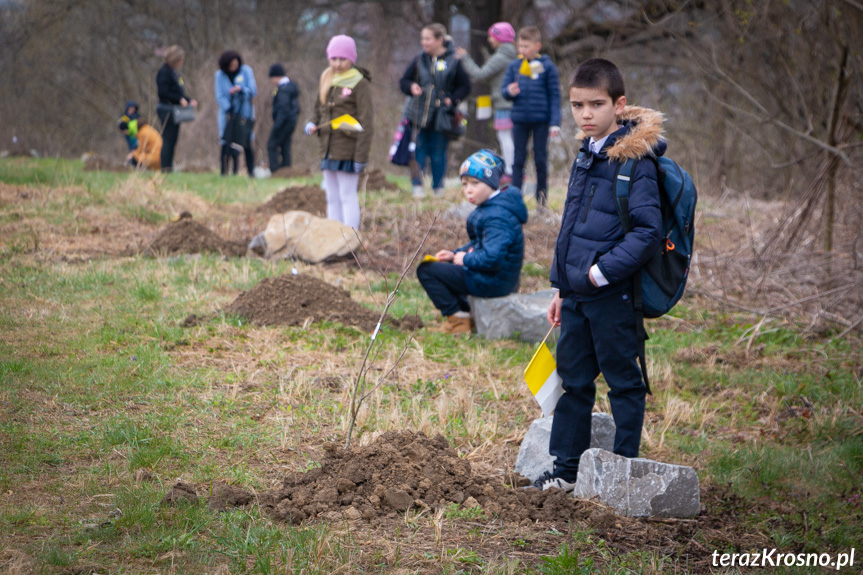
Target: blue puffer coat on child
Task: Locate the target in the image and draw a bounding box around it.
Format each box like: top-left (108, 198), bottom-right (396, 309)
top-left (551, 106), bottom-right (665, 299)
top-left (501, 54), bottom-right (561, 126)
top-left (458, 186), bottom-right (529, 296)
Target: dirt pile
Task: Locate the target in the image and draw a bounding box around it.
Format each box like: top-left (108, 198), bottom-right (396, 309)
top-left (144, 219), bottom-right (247, 257)
top-left (272, 166), bottom-right (313, 179)
top-left (258, 186), bottom-right (326, 217)
top-left (224, 274), bottom-right (380, 331)
top-left (362, 169), bottom-right (401, 192)
top-left (257, 431), bottom-right (594, 526)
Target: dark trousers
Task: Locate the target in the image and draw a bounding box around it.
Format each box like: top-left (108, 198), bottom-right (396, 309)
top-left (157, 109), bottom-right (180, 172)
top-left (412, 129), bottom-right (450, 189)
top-left (512, 121), bottom-right (549, 203)
top-left (267, 127), bottom-right (294, 171)
top-left (221, 143), bottom-right (254, 176)
top-left (549, 289), bottom-right (647, 480)
top-left (220, 145), bottom-right (238, 175)
top-left (416, 262), bottom-right (471, 317)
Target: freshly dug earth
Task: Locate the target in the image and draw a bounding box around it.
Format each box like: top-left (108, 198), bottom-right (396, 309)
top-left (202, 430), bottom-right (767, 572)
top-left (257, 185), bottom-right (326, 217)
top-left (144, 219), bottom-right (247, 257)
top-left (225, 274), bottom-right (380, 332)
top-left (362, 168), bottom-right (401, 192)
top-left (272, 165), bottom-right (313, 179)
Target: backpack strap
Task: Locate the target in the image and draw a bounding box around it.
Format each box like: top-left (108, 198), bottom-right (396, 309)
top-left (613, 158), bottom-right (651, 395)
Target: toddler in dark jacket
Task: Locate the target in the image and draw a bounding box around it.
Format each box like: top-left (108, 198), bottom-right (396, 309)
top-left (536, 58), bottom-right (664, 492)
top-left (417, 149), bottom-right (528, 335)
top-left (501, 26), bottom-right (561, 207)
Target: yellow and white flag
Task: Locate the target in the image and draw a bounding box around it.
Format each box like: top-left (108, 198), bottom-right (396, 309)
top-left (524, 336), bottom-right (563, 417)
top-left (476, 95), bottom-right (492, 120)
top-left (330, 114), bottom-right (363, 132)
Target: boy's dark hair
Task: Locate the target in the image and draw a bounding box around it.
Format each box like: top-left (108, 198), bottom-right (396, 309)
top-left (517, 26), bottom-right (541, 43)
top-left (568, 58), bottom-right (625, 103)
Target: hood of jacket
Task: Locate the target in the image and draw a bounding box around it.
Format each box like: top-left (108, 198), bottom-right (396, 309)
top-left (483, 186), bottom-right (528, 224)
top-left (577, 105), bottom-right (666, 161)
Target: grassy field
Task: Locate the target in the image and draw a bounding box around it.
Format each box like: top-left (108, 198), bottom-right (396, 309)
top-left (1, 157), bottom-right (861, 574)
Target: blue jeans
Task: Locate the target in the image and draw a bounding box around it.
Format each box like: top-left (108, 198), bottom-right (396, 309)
top-left (412, 129), bottom-right (450, 189)
top-left (549, 289), bottom-right (647, 480)
top-left (512, 122), bottom-right (549, 202)
top-left (416, 262), bottom-right (471, 317)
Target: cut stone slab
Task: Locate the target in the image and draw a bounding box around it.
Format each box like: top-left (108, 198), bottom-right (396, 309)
top-left (514, 414), bottom-right (615, 482)
top-left (468, 289), bottom-right (559, 342)
top-left (574, 448), bottom-right (700, 518)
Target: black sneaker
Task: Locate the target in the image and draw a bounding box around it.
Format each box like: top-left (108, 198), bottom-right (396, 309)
top-left (526, 470), bottom-right (577, 492)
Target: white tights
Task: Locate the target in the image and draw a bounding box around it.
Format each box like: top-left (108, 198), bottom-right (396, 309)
top-left (322, 170), bottom-right (361, 229)
top-left (496, 129), bottom-right (515, 175)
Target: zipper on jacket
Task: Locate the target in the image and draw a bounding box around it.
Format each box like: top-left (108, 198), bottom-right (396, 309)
top-left (581, 184), bottom-right (596, 223)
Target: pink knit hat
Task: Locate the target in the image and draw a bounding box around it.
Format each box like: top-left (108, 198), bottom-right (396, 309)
top-left (488, 22), bottom-right (515, 44)
top-left (326, 35), bottom-right (357, 64)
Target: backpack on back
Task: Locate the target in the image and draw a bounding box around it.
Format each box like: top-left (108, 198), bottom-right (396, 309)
top-left (614, 155), bottom-right (697, 318)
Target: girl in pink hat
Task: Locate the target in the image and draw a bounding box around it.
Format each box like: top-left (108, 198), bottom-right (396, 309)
top-left (304, 35), bottom-right (374, 230)
top-left (456, 23), bottom-right (518, 183)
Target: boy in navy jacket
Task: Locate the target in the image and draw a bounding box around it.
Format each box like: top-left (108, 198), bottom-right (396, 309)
top-left (267, 63), bottom-right (301, 171)
top-left (417, 149), bottom-right (528, 335)
top-left (501, 26), bottom-right (560, 207)
top-left (536, 58), bottom-right (663, 491)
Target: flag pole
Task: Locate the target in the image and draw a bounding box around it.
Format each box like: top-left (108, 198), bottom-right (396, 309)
top-left (540, 323), bottom-right (556, 347)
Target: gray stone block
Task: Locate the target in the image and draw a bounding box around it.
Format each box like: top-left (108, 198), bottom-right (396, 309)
top-left (514, 414), bottom-right (616, 482)
top-left (574, 448), bottom-right (701, 518)
top-left (468, 290), bottom-right (558, 342)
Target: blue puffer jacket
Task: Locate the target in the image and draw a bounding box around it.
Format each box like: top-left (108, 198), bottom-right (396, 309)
top-left (457, 187), bottom-right (529, 297)
top-left (215, 64), bottom-right (258, 144)
top-left (501, 54), bottom-right (561, 126)
top-left (551, 106), bottom-right (665, 299)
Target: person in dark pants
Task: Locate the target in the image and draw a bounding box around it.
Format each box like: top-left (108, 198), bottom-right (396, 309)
top-left (266, 63), bottom-right (300, 172)
top-left (501, 26), bottom-right (560, 207)
top-left (417, 149), bottom-right (527, 334)
top-left (156, 45), bottom-right (196, 173)
top-left (215, 50), bottom-right (257, 176)
top-left (538, 58), bottom-right (664, 492)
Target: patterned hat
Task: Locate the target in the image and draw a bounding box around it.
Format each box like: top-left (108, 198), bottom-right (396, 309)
top-left (459, 149), bottom-right (505, 190)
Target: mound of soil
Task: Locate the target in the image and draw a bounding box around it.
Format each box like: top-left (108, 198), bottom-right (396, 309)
top-left (272, 166), bottom-right (313, 179)
top-left (258, 431), bottom-right (594, 526)
top-left (144, 219), bottom-right (247, 257)
top-left (362, 168), bottom-right (401, 192)
top-left (224, 274), bottom-right (380, 331)
top-left (257, 186), bottom-right (326, 217)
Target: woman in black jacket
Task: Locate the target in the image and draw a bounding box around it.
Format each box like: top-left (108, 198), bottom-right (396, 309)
top-left (156, 46), bottom-right (197, 172)
top-left (399, 23), bottom-right (471, 198)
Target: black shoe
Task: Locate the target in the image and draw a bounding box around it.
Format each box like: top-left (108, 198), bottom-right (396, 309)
top-left (527, 470), bottom-right (576, 492)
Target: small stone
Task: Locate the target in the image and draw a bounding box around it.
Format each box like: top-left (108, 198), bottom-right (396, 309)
top-left (469, 290), bottom-right (560, 342)
top-left (336, 478), bottom-right (357, 493)
top-left (384, 488), bottom-right (414, 511)
top-left (369, 495), bottom-right (380, 506)
top-left (463, 496), bottom-right (480, 509)
top-left (573, 449), bottom-right (701, 518)
top-left (515, 414), bottom-right (616, 482)
top-left (344, 506), bottom-right (362, 520)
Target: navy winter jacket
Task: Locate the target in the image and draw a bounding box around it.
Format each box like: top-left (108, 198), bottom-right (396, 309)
top-left (457, 187), bottom-right (529, 297)
top-left (501, 55), bottom-right (561, 126)
top-left (551, 106), bottom-right (665, 299)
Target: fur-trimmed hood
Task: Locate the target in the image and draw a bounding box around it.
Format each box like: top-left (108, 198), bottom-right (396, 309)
top-left (577, 105), bottom-right (665, 162)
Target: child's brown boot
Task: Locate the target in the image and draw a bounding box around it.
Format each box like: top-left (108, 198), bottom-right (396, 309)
top-left (439, 315), bottom-right (473, 335)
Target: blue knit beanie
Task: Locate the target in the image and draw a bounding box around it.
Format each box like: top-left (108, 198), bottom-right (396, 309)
top-left (459, 149), bottom-right (505, 190)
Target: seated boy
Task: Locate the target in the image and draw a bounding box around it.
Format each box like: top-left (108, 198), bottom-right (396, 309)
top-left (417, 149), bottom-right (528, 334)
top-left (538, 58), bottom-right (664, 491)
